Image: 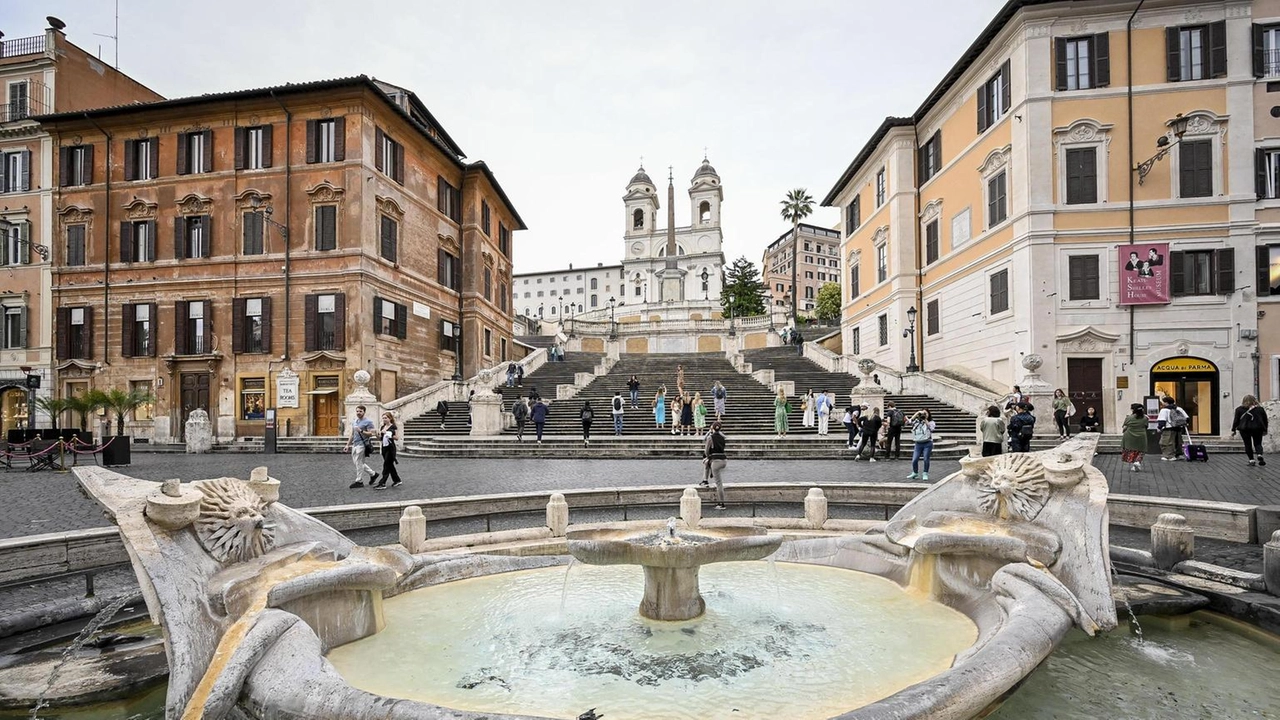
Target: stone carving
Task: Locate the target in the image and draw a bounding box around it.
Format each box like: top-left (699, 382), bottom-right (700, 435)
top-left (193, 478), bottom-right (276, 563)
top-left (122, 198), bottom-right (158, 221)
top-left (871, 225), bottom-right (889, 246)
top-left (177, 193), bottom-right (213, 217)
top-left (1021, 354), bottom-right (1043, 372)
top-left (438, 233), bottom-right (459, 253)
top-left (352, 369), bottom-right (371, 391)
top-left (857, 358), bottom-right (877, 377)
top-left (185, 408), bottom-right (213, 454)
top-left (1053, 118), bottom-right (1113, 157)
top-left (306, 182), bottom-right (346, 205)
top-left (234, 189), bottom-right (272, 211)
top-left (978, 145), bottom-right (1013, 176)
top-left (919, 198), bottom-right (943, 223)
top-left (57, 205), bottom-right (94, 227)
top-left (375, 195), bottom-right (404, 219)
top-left (974, 453), bottom-right (1049, 520)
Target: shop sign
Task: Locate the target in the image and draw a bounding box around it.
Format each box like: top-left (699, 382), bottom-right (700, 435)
top-left (1118, 242), bottom-right (1170, 305)
top-left (276, 369), bottom-right (300, 408)
top-left (1151, 357), bottom-right (1216, 374)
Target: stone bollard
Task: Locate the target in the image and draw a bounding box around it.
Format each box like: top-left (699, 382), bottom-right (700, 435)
top-left (1265, 530), bottom-right (1280, 597)
top-left (681, 488), bottom-right (702, 529)
top-left (804, 488), bottom-right (828, 530)
top-left (1151, 513), bottom-right (1195, 570)
top-left (399, 506), bottom-right (427, 553)
top-left (546, 493), bottom-right (569, 537)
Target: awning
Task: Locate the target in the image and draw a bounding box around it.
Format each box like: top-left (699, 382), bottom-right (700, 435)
top-left (305, 388), bottom-right (338, 395)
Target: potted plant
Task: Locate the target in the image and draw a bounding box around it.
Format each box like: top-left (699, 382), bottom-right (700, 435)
top-left (32, 396), bottom-right (71, 442)
top-left (90, 388), bottom-right (154, 466)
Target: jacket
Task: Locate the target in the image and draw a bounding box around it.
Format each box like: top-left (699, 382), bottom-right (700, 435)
top-left (1121, 413), bottom-right (1148, 452)
top-left (1009, 411), bottom-right (1036, 436)
top-left (531, 401), bottom-right (549, 423)
top-left (1233, 404), bottom-right (1269, 433)
top-left (980, 416), bottom-right (1005, 444)
top-left (860, 414), bottom-right (883, 436)
top-left (704, 430), bottom-right (726, 460)
top-left (512, 402), bottom-right (529, 422)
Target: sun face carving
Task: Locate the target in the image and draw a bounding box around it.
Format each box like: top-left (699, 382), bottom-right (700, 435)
top-left (194, 478), bottom-right (277, 563)
top-left (974, 453), bottom-right (1049, 521)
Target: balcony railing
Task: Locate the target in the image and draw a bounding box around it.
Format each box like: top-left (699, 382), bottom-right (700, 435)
top-left (0, 35), bottom-right (46, 59)
top-left (1266, 50), bottom-right (1280, 79)
top-left (0, 80), bottom-right (51, 124)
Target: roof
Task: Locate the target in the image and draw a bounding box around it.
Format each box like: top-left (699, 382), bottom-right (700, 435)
top-left (764, 222), bottom-right (843, 252)
top-left (820, 117), bottom-right (913, 206)
top-left (465, 161), bottom-right (528, 231)
top-left (512, 263), bottom-right (624, 279)
top-left (692, 158), bottom-right (718, 180)
top-left (629, 166), bottom-right (655, 187)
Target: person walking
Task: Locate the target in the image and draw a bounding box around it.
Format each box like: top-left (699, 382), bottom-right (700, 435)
top-left (907, 409), bottom-right (936, 481)
top-left (627, 375), bottom-right (641, 409)
top-left (773, 387), bottom-right (791, 437)
top-left (513, 396), bottom-right (529, 442)
top-left (1156, 396), bottom-right (1187, 461)
top-left (802, 390), bottom-right (816, 429)
top-left (580, 401), bottom-right (594, 446)
top-left (505, 363), bottom-right (516, 388)
top-left (516, 364), bottom-right (525, 387)
top-left (979, 405), bottom-right (1005, 457)
top-left (1008, 403), bottom-right (1036, 453)
top-left (531, 396), bottom-right (549, 444)
top-left (467, 389), bottom-right (475, 428)
top-left (373, 412), bottom-right (402, 489)
top-left (693, 392), bottom-right (707, 435)
top-left (1121, 403), bottom-right (1149, 471)
top-left (854, 407), bottom-right (883, 461)
top-left (884, 400), bottom-right (904, 460)
top-left (1051, 389), bottom-right (1073, 439)
top-left (343, 405), bottom-right (378, 489)
top-left (1232, 394), bottom-right (1268, 466)
top-left (816, 390), bottom-right (832, 437)
top-left (435, 399), bottom-right (450, 429)
top-left (701, 421), bottom-right (728, 510)
top-left (611, 391), bottom-right (625, 435)
top-left (842, 405), bottom-right (858, 449)
top-left (653, 386), bottom-right (667, 431)
top-left (1079, 407), bottom-right (1101, 434)
top-left (712, 381), bottom-right (727, 420)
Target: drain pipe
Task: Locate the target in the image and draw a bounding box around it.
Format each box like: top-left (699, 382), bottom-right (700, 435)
top-left (269, 91), bottom-right (291, 360)
top-left (83, 113), bottom-right (112, 366)
top-left (1126, 0), bottom-right (1145, 366)
top-left (912, 123), bottom-right (924, 373)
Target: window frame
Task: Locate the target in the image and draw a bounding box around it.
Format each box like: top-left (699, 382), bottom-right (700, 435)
top-left (379, 215), bottom-right (398, 263)
top-left (988, 267), bottom-right (1011, 318)
top-left (1054, 120), bottom-right (1111, 206)
top-left (314, 205), bottom-right (337, 251)
top-left (875, 242), bottom-right (888, 284)
top-left (877, 314), bottom-right (889, 346)
top-left (1067, 254), bottom-right (1101, 301)
top-left (925, 298), bottom-right (940, 337)
top-left (242, 211), bottom-right (265, 255)
top-left (66, 224), bottom-right (86, 266)
top-left (875, 168), bottom-right (886, 207)
top-left (1063, 146), bottom-right (1099, 205)
top-left (7, 80), bottom-right (30, 121)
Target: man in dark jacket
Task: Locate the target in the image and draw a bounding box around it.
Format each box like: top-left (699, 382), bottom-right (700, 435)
top-left (531, 397), bottom-right (549, 444)
top-left (512, 398), bottom-right (529, 442)
top-left (1008, 403), bottom-right (1036, 453)
top-left (700, 421), bottom-right (728, 510)
top-left (854, 407), bottom-right (884, 461)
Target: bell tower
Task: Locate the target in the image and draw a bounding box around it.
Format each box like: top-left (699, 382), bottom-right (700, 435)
top-left (688, 156), bottom-right (723, 228)
top-left (623, 165), bottom-right (659, 238)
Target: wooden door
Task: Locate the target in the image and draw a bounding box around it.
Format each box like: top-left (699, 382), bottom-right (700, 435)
top-left (313, 393), bottom-right (339, 436)
top-left (179, 373), bottom-right (211, 439)
top-left (1066, 358), bottom-right (1103, 430)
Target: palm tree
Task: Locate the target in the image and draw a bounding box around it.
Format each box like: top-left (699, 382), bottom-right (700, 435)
top-left (65, 392), bottom-right (104, 433)
top-left (92, 388), bottom-right (156, 437)
top-left (779, 188), bottom-right (814, 330)
top-left (34, 396), bottom-right (72, 431)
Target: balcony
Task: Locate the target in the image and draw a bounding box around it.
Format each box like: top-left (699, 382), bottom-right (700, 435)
top-left (0, 80), bottom-right (51, 124)
top-left (1266, 50), bottom-right (1280, 79)
top-left (0, 35), bottom-right (46, 59)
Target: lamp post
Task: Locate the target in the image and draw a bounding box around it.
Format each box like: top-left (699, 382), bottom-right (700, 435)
top-left (1134, 113), bottom-right (1192, 185)
top-left (568, 304), bottom-right (576, 338)
top-left (608, 295), bottom-right (617, 339)
top-left (903, 305), bottom-right (919, 373)
top-left (700, 267), bottom-right (709, 301)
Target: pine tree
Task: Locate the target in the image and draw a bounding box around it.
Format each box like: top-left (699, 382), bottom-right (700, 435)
top-left (721, 256), bottom-right (766, 319)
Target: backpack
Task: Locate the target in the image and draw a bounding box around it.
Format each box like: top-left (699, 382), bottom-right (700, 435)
top-left (1170, 407), bottom-right (1188, 429)
top-left (613, 397), bottom-right (623, 412)
top-left (888, 409), bottom-right (904, 428)
top-left (714, 386), bottom-right (726, 399)
top-left (582, 408), bottom-right (594, 422)
top-left (911, 422), bottom-right (933, 442)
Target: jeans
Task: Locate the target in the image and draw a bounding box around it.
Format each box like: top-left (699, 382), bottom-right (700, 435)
top-left (1241, 429), bottom-right (1265, 459)
top-left (535, 421), bottom-right (545, 442)
top-left (613, 414), bottom-right (624, 435)
top-left (630, 389), bottom-right (639, 407)
top-left (582, 422), bottom-right (591, 441)
top-left (844, 421), bottom-right (857, 446)
top-left (516, 420), bottom-right (526, 440)
top-left (911, 441), bottom-right (933, 474)
top-left (884, 426), bottom-right (902, 458)
top-left (349, 444), bottom-right (374, 485)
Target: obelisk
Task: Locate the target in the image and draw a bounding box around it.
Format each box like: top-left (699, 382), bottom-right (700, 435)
top-left (658, 166), bottom-right (686, 303)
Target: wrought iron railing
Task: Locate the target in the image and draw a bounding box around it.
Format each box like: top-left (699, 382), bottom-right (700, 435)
top-left (1265, 49), bottom-right (1280, 78)
top-left (0, 35), bottom-right (45, 58)
top-left (0, 80), bottom-right (51, 123)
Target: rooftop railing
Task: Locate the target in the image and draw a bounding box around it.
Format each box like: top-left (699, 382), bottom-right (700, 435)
top-left (0, 35), bottom-right (46, 59)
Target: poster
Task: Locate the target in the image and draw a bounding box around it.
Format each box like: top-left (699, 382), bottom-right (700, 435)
top-left (1118, 242), bottom-right (1170, 306)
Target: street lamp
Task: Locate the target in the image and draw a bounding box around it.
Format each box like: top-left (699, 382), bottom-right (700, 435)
top-left (1135, 113), bottom-right (1192, 185)
top-left (903, 305), bottom-right (920, 373)
top-left (700, 267), bottom-right (709, 300)
top-left (0, 211), bottom-right (51, 260)
top-left (568, 304), bottom-right (577, 338)
top-left (248, 196), bottom-right (290, 242)
top-left (608, 295), bottom-right (617, 339)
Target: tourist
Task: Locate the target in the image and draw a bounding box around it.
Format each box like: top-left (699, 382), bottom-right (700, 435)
top-left (1231, 394), bottom-right (1268, 466)
top-left (373, 412), bottom-right (402, 490)
top-left (712, 381), bottom-right (727, 419)
top-left (467, 389), bottom-right (475, 428)
top-left (677, 393), bottom-right (693, 436)
top-left (531, 396), bottom-right (549, 444)
top-left (841, 405), bottom-right (857, 448)
top-left (1051, 389), bottom-right (1072, 439)
top-left (980, 405), bottom-right (1005, 457)
top-left (516, 364), bottom-right (525, 387)
top-left (627, 375), bottom-right (641, 409)
top-left (513, 397), bottom-right (529, 442)
top-left (435, 398), bottom-right (450, 429)
top-left (611, 391), bottom-right (625, 435)
top-left (653, 386), bottom-right (667, 431)
top-left (343, 405), bottom-right (378, 489)
top-left (1156, 396), bottom-right (1187, 461)
top-left (1008, 403), bottom-right (1036, 453)
top-left (702, 421), bottom-right (728, 510)
top-left (1004, 385), bottom-right (1025, 414)
top-left (580, 401), bottom-right (594, 446)
top-left (693, 392), bottom-right (707, 435)
top-left (1121, 403), bottom-right (1149, 472)
top-left (528, 386), bottom-right (542, 403)
top-left (774, 387), bottom-right (791, 437)
top-left (815, 390), bottom-right (832, 436)
top-left (1079, 407), bottom-right (1101, 433)
top-left (848, 404), bottom-right (863, 443)
top-left (854, 407), bottom-right (883, 462)
top-left (884, 400), bottom-right (904, 460)
top-left (792, 327), bottom-right (804, 355)
top-left (670, 393), bottom-right (684, 435)
top-left (676, 364), bottom-right (686, 396)
top-left (505, 363), bottom-right (516, 388)
top-left (802, 389), bottom-right (816, 429)
top-left (906, 409), bottom-right (935, 481)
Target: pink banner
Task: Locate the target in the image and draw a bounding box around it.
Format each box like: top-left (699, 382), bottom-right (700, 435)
top-left (1118, 243), bottom-right (1170, 306)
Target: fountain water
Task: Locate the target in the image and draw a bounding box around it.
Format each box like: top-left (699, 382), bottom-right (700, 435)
top-left (29, 594), bottom-right (133, 720)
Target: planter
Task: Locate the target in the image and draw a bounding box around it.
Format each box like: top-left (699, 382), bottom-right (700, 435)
top-left (102, 435), bottom-right (132, 466)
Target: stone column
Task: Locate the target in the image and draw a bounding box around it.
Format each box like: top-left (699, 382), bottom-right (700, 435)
top-left (399, 507), bottom-right (427, 553)
top-left (804, 488), bottom-right (828, 530)
top-left (1016, 354), bottom-right (1055, 436)
top-left (849, 358), bottom-right (888, 412)
top-left (184, 409), bottom-right (212, 454)
top-left (1263, 401), bottom-right (1280, 454)
top-left (1151, 513), bottom-right (1195, 570)
top-left (546, 493), bottom-right (569, 537)
top-left (1264, 530), bottom-right (1280, 597)
top-left (681, 488), bottom-right (702, 529)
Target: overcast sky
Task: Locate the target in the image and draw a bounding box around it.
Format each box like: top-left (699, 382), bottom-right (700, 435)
top-left (18, 0), bottom-right (1006, 273)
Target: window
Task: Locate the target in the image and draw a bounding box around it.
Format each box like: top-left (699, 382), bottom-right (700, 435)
top-left (484, 268), bottom-right (493, 301)
top-left (1256, 24), bottom-right (1280, 78)
top-left (307, 118), bottom-right (344, 164)
top-left (1055, 35), bottom-right (1110, 90)
top-left (235, 126), bottom-right (271, 170)
top-left (58, 306), bottom-right (92, 360)
top-left (804, 286), bottom-right (814, 300)
top-left (1068, 255), bottom-right (1100, 300)
top-left (375, 297), bottom-right (407, 339)
top-left (845, 196), bottom-right (861, 234)
top-left (977, 60), bottom-right (1011, 133)
top-left (380, 216), bottom-right (398, 263)
top-left (1179, 140), bottom-right (1212, 198)
top-left (501, 337), bottom-right (507, 362)
top-left (118, 220), bottom-right (156, 263)
top-left (590, 277), bottom-right (598, 290)
top-left (876, 244), bottom-right (888, 283)
top-left (66, 225), bottom-right (86, 266)
top-left (1171, 248), bottom-right (1233, 296)
top-left (131, 381), bottom-right (153, 421)
top-left (305, 293), bottom-right (344, 351)
top-left (1167, 23), bottom-right (1225, 82)
top-left (441, 319), bottom-right (460, 352)
top-left (437, 249), bottom-right (460, 291)
top-left (124, 138), bottom-right (157, 181)
top-left (177, 300), bottom-right (211, 354)
top-left (500, 282), bottom-right (508, 313)
top-left (987, 171), bottom-right (1008, 227)
top-left (1, 149), bottom-right (30, 193)
top-left (926, 299), bottom-right (940, 336)
top-left (850, 327), bottom-right (860, 355)
top-left (437, 176), bottom-right (462, 222)
top-left (805, 271), bottom-right (814, 279)
top-left (234, 297), bottom-right (269, 354)
top-left (877, 314), bottom-right (888, 346)
top-left (633, 208), bottom-right (644, 229)
top-left (849, 263), bottom-right (860, 299)
top-left (179, 131), bottom-right (212, 175)
top-left (7, 81), bottom-right (29, 121)
top-left (989, 269), bottom-right (1010, 315)
top-left (315, 205), bottom-right (337, 250)
top-left (481, 200), bottom-right (491, 236)
top-left (1064, 147), bottom-right (1097, 204)
top-left (590, 294), bottom-right (598, 308)
top-left (122, 302), bottom-right (154, 357)
top-left (925, 220), bottom-right (939, 265)
top-left (60, 145), bottom-right (92, 187)
top-left (240, 378), bottom-right (266, 421)
top-left (635, 284), bottom-right (642, 297)
top-left (1, 222), bottom-right (29, 265)
top-left (242, 212), bottom-right (264, 255)
top-left (3, 304), bottom-right (25, 349)
top-left (484, 327), bottom-right (492, 357)
top-left (875, 167), bottom-right (886, 207)
top-left (919, 131), bottom-right (942, 182)
top-left (177, 215), bottom-right (211, 259)
top-left (374, 127), bottom-right (404, 184)
top-left (499, 222), bottom-right (511, 256)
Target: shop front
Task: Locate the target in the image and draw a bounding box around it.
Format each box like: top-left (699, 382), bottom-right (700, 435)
top-left (0, 386), bottom-right (29, 436)
top-left (1150, 356), bottom-right (1218, 436)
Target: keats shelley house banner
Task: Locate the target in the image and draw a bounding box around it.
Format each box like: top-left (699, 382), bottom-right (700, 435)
top-left (1118, 242), bottom-right (1169, 305)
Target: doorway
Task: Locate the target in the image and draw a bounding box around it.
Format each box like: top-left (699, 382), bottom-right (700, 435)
top-left (311, 375), bottom-right (340, 436)
top-left (1066, 358), bottom-right (1104, 431)
top-left (179, 373), bottom-right (211, 440)
top-left (1150, 357), bottom-right (1218, 435)
top-left (1, 386), bottom-right (28, 436)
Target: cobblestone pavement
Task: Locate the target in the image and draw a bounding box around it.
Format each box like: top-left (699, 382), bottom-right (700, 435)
top-left (1, 450), bottom-right (1278, 540)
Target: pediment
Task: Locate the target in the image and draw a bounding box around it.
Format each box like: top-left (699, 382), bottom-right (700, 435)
top-left (1056, 326), bottom-right (1121, 353)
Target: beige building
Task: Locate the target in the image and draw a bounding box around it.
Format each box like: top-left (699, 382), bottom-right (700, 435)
top-left (761, 222), bottom-right (842, 316)
top-left (827, 0), bottom-right (1266, 437)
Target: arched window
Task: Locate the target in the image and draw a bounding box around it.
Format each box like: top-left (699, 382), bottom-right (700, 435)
top-left (699, 201), bottom-right (711, 223)
top-left (633, 208), bottom-right (644, 229)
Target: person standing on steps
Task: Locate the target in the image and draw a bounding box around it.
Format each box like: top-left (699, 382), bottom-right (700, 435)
top-left (1121, 403), bottom-right (1149, 472)
top-left (343, 405), bottom-right (378, 489)
top-left (712, 381), bottom-right (727, 420)
top-left (774, 387), bottom-right (791, 437)
top-left (373, 412), bottom-right (402, 490)
top-left (653, 386), bottom-right (667, 431)
top-left (701, 421), bottom-right (728, 510)
top-left (506, 363), bottom-right (516, 388)
top-left (611, 391), bottom-right (626, 435)
top-left (513, 396), bottom-right (529, 442)
top-left (531, 396), bottom-right (549, 444)
top-left (884, 401), bottom-right (904, 460)
top-left (516, 364), bottom-right (525, 388)
top-left (802, 389), bottom-right (816, 429)
top-left (815, 389), bottom-right (832, 436)
top-left (693, 392), bottom-right (707, 436)
top-left (435, 399), bottom-right (450, 430)
top-left (580, 401), bottom-right (594, 446)
top-left (679, 392), bottom-right (694, 436)
top-left (1051, 389), bottom-right (1072, 439)
top-left (1008, 402), bottom-right (1036, 453)
top-left (1231, 394), bottom-right (1268, 466)
top-left (675, 364), bottom-right (686, 397)
top-left (979, 405), bottom-right (1005, 457)
top-left (842, 405), bottom-right (857, 449)
top-left (627, 375), bottom-right (641, 409)
top-left (670, 393), bottom-right (683, 435)
top-left (854, 407), bottom-right (884, 461)
top-left (1156, 396), bottom-right (1187, 461)
top-left (467, 390), bottom-right (475, 428)
top-left (906, 409), bottom-right (935, 481)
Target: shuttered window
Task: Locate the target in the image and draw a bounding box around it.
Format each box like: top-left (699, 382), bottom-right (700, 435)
top-left (234, 126), bottom-right (272, 170)
top-left (1167, 22), bottom-right (1226, 82)
top-left (305, 118), bottom-right (345, 164)
top-left (56, 306), bottom-right (93, 360)
top-left (438, 249), bottom-right (461, 291)
top-left (66, 224), bottom-right (86, 266)
top-left (242, 212), bottom-right (264, 255)
top-left (175, 215), bottom-right (213, 259)
top-left (121, 302), bottom-right (156, 358)
top-left (374, 297), bottom-right (408, 339)
top-left (119, 220), bottom-right (156, 263)
top-left (926, 299), bottom-right (940, 336)
top-left (1055, 34), bottom-right (1110, 90)
top-left (177, 130), bottom-right (213, 175)
top-left (437, 176), bottom-right (462, 222)
top-left (918, 132), bottom-right (942, 183)
top-left (380, 216), bottom-right (398, 263)
top-left (481, 200), bottom-right (491, 236)
top-left (315, 205), bottom-right (337, 251)
top-left (1068, 255), bottom-right (1100, 300)
top-left (59, 145), bottom-right (93, 187)
top-left (846, 195), bottom-right (861, 234)
top-left (2, 304), bottom-right (27, 350)
top-left (989, 269), bottom-right (1010, 315)
top-left (303, 293), bottom-right (345, 351)
top-left (1, 150), bottom-right (30, 193)
top-left (1170, 249), bottom-right (1233, 296)
top-left (174, 300), bottom-right (213, 355)
top-left (441, 319), bottom-right (459, 352)
top-left (1179, 140), bottom-right (1212, 198)
top-left (499, 222), bottom-right (511, 257)
top-left (924, 220), bottom-right (939, 265)
top-left (849, 263), bottom-right (860, 299)
top-left (987, 171), bottom-right (1008, 227)
top-left (977, 60), bottom-right (1011, 133)
top-left (124, 138), bottom-right (158, 181)
top-left (232, 297), bottom-right (271, 354)
top-left (374, 127), bottom-right (404, 184)
top-left (1064, 147), bottom-right (1098, 204)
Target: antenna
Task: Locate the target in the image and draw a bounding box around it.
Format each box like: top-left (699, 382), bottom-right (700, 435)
top-left (92, 0), bottom-right (119, 68)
